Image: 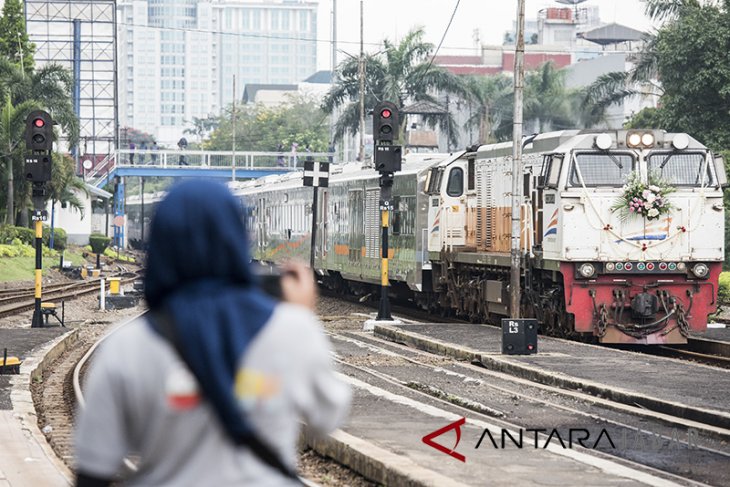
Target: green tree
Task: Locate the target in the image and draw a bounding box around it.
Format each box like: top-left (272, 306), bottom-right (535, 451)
top-left (323, 28), bottom-right (467, 146)
top-left (0, 94), bottom-right (40, 224)
top-left (0, 60), bottom-right (78, 224)
top-left (580, 0), bottom-right (730, 139)
top-left (204, 94), bottom-right (330, 152)
top-left (462, 74), bottom-right (513, 143)
top-left (524, 62), bottom-right (582, 132)
top-left (652, 1), bottom-right (730, 149)
top-left (184, 116), bottom-right (220, 141)
top-left (624, 106), bottom-right (666, 129)
top-left (0, 0), bottom-right (34, 73)
top-left (48, 153), bottom-right (87, 218)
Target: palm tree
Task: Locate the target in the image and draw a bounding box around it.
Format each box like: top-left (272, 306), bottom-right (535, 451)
top-left (0, 59), bottom-right (78, 224)
top-left (524, 62), bottom-right (581, 133)
top-left (0, 94), bottom-right (40, 223)
top-left (462, 74), bottom-right (513, 144)
top-left (323, 28), bottom-right (467, 146)
top-left (48, 152), bottom-right (87, 218)
top-left (581, 1), bottom-right (704, 123)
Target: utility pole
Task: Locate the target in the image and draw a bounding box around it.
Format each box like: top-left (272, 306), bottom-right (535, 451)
top-left (358, 0), bottom-right (365, 162)
top-left (330, 0), bottom-right (338, 157)
top-left (510, 0), bottom-right (526, 319)
top-left (331, 0), bottom-right (337, 74)
top-left (232, 75), bottom-right (237, 181)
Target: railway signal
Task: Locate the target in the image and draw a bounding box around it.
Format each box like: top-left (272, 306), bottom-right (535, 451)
top-left (25, 110), bottom-right (54, 152)
top-left (24, 110), bottom-right (55, 328)
top-left (373, 101), bottom-right (399, 142)
top-left (372, 102), bottom-right (402, 324)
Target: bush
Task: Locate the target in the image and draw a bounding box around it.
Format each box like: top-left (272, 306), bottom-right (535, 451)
top-left (42, 226), bottom-right (67, 250)
top-left (719, 272), bottom-right (730, 305)
top-left (0, 225), bottom-right (34, 245)
top-left (89, 233), bottom-right (111, 255)
top-left (0, 243), bottom-right (34, 258)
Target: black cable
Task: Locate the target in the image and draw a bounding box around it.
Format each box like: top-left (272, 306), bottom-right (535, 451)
top-left (114, 18), bottom-right (638, 57)
top-left (420, 0), bottom-right (462, 78)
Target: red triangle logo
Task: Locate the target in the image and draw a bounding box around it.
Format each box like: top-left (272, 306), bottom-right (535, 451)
top-left (422, 417), bottom-right (466, 462)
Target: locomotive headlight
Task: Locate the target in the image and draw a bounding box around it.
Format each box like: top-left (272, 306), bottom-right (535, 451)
top-left (691, 263), bottom-right (709, 278)
top-left (595, 134), bottom-right (612, 150)
top-left (676, 262), bottom-right (686, 271)
top-left (672, 133), bottom-right (690, 150)
top-left (641, 133), bottom-right (655, 147)
top-left (605, 262), bottom-right (615, 271)
top-left (579, 263), bottom-right (596, 278)
top-left (627, 133), bottom-right (642, 147)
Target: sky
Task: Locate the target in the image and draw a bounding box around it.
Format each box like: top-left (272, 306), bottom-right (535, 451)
top-left (315, 0), bottom-right (659, 71)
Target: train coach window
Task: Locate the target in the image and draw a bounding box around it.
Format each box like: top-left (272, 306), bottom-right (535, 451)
top-left (570, 153), bottom-right (634, 187)
top-left (426, 168), bottom-right (443, 194)
top-left (647, 152), bottom-right (714, 186)
top-left (538, 154), bottom-right (563, 189)
top-left (446, 167), bottom-right (464, 197)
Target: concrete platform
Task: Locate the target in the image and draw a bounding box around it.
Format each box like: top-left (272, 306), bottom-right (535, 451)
top-left (0, 329), bottom-right (67, 410)
top-left (0, 328), bottom-right (75, 486)
top-left (315, 368), bottom-right (686, 486)
top-left (374, 323), bottom-right (730, 431)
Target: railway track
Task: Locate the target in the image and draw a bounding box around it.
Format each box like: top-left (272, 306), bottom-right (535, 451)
top-left (33, 293), bottom-right (730, 486)
top-left (649, 338), bottom-right (730, 369)
top-left (338, 290), bottom-right (730, 369)
top-left (325, 311), bottom-right (730, 487)
top-left (0, 273), bottom-right (140, 319)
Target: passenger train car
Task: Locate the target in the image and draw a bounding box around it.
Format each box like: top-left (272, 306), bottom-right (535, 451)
top-left (128, 130), bottom-right (727, 345)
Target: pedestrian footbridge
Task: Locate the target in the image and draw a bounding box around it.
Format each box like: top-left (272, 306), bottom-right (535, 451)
top-left (85, 148), bottom-right (333, 248)
top-left (85, 148), bottom-right (334, 188)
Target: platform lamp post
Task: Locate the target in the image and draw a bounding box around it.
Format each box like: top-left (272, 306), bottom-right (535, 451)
top-left (362, 102), bottom-right (402, 331)
top-left (24, 110), bottom-right (54, 328)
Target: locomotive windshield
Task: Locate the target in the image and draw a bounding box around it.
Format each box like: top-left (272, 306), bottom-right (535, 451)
top-left (647, 152), bottom-right (714, 186)
top-left (570, 153), bottom-right (635, 187)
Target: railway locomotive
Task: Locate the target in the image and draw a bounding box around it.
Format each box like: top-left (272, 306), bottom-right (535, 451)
top-left (129, 130), bottom-right (727, 345)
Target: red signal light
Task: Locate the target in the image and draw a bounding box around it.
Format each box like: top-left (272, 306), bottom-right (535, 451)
top-left (381, 109), bottom-right (392, 119)
top-left (34, 118), bottom-right (45, 128)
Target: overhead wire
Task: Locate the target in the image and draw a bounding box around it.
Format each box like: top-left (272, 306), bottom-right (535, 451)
top-left (114, 18), bottom-right (634, 57)
top-left (420, 0), bottom-right (462, 77)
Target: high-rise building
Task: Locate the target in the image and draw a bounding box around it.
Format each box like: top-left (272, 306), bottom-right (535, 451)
top-left (117, 0), bottom-right (318, 145)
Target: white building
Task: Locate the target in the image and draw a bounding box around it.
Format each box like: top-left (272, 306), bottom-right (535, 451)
top-left (117, 0), bottom-right (318, 145)
top-left (46, 185), bottom-right (113, 245)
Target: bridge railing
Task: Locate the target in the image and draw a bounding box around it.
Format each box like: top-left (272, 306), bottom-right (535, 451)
top-left (115, 149), bottom-right (335, 169)
top-left (85, 152), bottom-right (117, 187)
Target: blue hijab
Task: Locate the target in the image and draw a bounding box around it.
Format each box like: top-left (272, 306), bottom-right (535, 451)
top-left (144, 180), bottom-right (276, 442)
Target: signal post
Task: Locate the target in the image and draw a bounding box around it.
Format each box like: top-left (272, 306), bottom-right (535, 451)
top-left (364, 102), bottom-right (402, 330)
top-left (24, 111), bottom-right (54, 328)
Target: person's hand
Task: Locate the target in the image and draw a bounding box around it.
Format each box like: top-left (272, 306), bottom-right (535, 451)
top-left (280, 262), bottom-right (317, 311)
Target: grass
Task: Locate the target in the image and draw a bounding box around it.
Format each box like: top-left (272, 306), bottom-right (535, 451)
top-left (0, 245), bottom-right (90, 282)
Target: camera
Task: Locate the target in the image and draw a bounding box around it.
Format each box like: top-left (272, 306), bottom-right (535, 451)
top-left (253, 265), bottom-right (285, 299)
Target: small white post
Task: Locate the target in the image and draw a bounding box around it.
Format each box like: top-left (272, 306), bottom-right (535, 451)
top-left (100, 278), bottom-right (106, 311)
